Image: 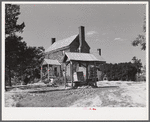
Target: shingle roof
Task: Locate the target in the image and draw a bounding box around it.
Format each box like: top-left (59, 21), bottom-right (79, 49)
top-left (42, 59), bottom-right (61, 65)
top-left (45, 35), bottom-right (78, 52)
top-left (63, 52), bottom-right (106, 62)
top-left (92, 53), bottom-right (105, 62)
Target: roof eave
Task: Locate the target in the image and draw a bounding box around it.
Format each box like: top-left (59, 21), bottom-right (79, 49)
top-left (45, 45), bottom-right (70, 54)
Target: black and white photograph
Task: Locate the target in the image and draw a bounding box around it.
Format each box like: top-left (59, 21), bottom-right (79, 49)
top-left (2, 1), bottom-right (149, 120)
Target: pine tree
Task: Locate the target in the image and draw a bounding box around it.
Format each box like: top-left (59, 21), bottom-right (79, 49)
top-left (5, 4), bottom-right (25, 86)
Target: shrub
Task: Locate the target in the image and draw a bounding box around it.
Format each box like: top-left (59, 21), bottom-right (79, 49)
top-left (54, 77), bottom-right (64, 85)
top-left (136, 75), bottom-right (146, 81)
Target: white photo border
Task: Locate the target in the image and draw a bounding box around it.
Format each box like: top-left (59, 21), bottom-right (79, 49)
top-left (2, 1), bottom-right (149, 120)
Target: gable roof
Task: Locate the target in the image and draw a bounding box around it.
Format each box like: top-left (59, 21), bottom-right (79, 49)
top-left (62, 52), bottom-right (106, 63)
top-left (45, 35), bottom-right (78, 52)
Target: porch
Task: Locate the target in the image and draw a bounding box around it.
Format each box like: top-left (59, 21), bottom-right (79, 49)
top-left (40, 59), bottom-right (61, 83)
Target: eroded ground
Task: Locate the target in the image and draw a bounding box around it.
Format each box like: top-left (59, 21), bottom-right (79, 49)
top-left (5, 81), bottom-right (146, 107)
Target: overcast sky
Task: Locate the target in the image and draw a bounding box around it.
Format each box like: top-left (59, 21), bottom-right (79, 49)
top-left (17, 3), bottom-right (146, 65)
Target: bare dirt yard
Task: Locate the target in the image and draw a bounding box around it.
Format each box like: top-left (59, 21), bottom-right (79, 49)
top-left (5, 81), bottom-right (146, 107)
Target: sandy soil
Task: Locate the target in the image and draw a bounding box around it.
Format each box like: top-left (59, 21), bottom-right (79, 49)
top-left (71, 81), bottom-right (146, 107)
top-left (5, 81), bottom-right (146, 107)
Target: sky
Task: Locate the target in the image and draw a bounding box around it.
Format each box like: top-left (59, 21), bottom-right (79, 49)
top-left (17, 3), bottom-right (146, 65)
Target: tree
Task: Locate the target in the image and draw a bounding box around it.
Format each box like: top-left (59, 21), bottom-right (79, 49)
top-left (5, 4), bottom-right (45, 86)
top-left (99, 62), bottom-right (138, 81)
top-left (132, 15), bottom-right (146, 50)
top-left (16, 46), bottom-right (45, 85)
top-left (5, 4), bottom-right (25, 36)
top-left (142, 65), bottom-right (146, 76)
top-left (132, 56), bottom-right (143, 77)
top-left (22, 46), bottom-right (45, 84)
top-left (5, 4), bottom-right (25, 86)
top-left (5, 35), bottom-right (27, 86)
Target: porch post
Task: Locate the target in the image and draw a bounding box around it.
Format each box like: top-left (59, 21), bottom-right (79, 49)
top-left (41, 65), bottom-right (42, 82)
top-left (64, 63), bottom-right (67, 88)
top-left (48, 64), bottom-right (49, 81)
top-left (94, 61), bottom-right (97, 87)
top-left (52, 65), bottom-right (54, 76)
top-left (86, 62), bottom-right (88, 81)
top-left (70, 61), bottom-right (73, 88)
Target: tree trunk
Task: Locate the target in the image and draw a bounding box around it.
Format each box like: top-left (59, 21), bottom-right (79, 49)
top-left (20, 64), bottom-right (24, 85)
top-left (8, 66), bottom-right (11, 86)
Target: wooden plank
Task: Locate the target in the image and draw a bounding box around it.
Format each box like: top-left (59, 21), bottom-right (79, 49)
top-left (73, 72), bottom-right (78, 82)
top-left (70, 61), bottom-right (73, 88)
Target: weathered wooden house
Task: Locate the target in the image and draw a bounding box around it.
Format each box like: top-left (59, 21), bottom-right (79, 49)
top-left (41, 26), bottom-right (105, 87)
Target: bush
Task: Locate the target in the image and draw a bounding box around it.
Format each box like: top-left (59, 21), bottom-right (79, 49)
top-left (43, 78), bottom-right (50, 84)
top-left (11, 77), bottom-right (22, 85)
top-left (136, 75), bottom-right (146, 81)
top-left (55, 77), bottom-right (64, 85)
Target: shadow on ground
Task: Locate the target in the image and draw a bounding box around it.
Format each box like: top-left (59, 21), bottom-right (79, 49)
top-left (28, 86), bottom-right (119, 94)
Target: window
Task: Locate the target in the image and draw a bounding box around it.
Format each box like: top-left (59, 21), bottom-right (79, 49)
top-left (54, 67), bottom-right (57, 76)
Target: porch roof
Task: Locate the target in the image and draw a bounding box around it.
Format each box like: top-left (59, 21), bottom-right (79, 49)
top-left (42, 59), bottom-right (61, 65)
top-left (62, 52), bottom-right (106, 63)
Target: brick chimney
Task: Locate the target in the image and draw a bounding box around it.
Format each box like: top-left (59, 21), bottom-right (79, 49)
top-left (51, 38), bottom-right (56, 45)
top-left (78, 26), bottom-right (85, 53)
top-left (97, 48), bottom-right (101, 56)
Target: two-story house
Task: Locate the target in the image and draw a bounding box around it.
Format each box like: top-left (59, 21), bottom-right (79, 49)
top-left (41, 26), bottom-right (105, 85)
top-left (44, 26), bottom-right (90, 77)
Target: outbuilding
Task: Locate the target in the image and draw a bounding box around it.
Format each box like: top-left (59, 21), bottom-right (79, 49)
top-left (62, 52), bottom-right (105, 87)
